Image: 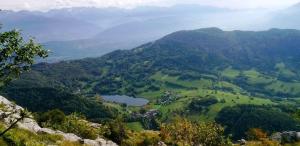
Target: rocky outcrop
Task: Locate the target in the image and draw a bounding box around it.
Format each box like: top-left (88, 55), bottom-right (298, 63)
top-left (237, 139), bottom-right (247, 145)
top-left (83, 139), bottom-right (117, 146)
top-left (157, 141), bottom-right (167, 146)
top-left (270, 131), bottom-right (300, 143)
top-left (0, 95), bottom-right (117, 146)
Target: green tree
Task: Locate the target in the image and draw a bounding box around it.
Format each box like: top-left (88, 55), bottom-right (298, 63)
top-left (0, 26), bottom-right (48, 136)
top-left (35, 109), bottom-right (66, 128)
top-left (0, 27), bottom-right (48, 85)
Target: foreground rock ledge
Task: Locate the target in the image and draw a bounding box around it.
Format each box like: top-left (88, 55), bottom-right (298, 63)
top-left (0, 95), bottom-right (118, 146)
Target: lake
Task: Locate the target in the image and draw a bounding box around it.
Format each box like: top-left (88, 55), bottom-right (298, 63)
top-left (102, 95), bottom-right (149, 106)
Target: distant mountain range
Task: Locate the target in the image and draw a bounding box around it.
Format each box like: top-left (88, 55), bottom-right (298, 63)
top-left (1, 4), bottom-right (300, 62)
top-left (269, 3), bottom-right (300, 29)
top-left (0, 10), bottom-right (102, 42)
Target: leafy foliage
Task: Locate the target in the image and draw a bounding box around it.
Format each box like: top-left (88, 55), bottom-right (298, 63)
top-left (35, 109), bottom-right (66, 127)
top-left (215, 105), bottom-right (299, 140)
top-left (122, 130), bottom-right (160, 146)
top-left (0, 28), bottom-right (48, 85)
top-left (160, 116), bottom-right (230, 146)
top-left (36, 111), bottom-right (109, 140)
top-left (105, 117), bottom-right (128, 144)
top-left (246, 128), bottom-right (268, 141)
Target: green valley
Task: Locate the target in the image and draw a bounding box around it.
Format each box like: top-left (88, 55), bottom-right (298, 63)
top-left (3, 27), bottom-right (300, 145)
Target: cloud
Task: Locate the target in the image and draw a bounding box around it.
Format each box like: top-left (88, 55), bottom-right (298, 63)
top-left (0, 0), bottom-right (299, 11)
top-left (23, 2), bottom-right (31, 9)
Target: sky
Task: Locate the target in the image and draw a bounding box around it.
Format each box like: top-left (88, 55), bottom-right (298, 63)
top-left (0, 0), bottom-right (300, 11)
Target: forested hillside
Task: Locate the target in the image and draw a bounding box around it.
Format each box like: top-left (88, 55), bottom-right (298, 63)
top-left (8, 28), bottom-right (300, 97)
top-left (4, 28), bottom-right (300, 144)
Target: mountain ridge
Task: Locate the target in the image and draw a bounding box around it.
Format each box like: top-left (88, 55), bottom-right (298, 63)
top-left (7, 28), bottom-right (300, 99)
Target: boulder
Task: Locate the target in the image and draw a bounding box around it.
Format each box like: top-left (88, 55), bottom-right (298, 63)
top-left (158, 141), bottom-right (167, 146)
top-left (17, 118), bottom-right (42, 132)
top-left (38, 128), bottom-right (57, 135)
top-left (83, 138), bottom-right (118, 146)
top-left (281, 131), bottom-right (297, 143)
top-left (270, 131), bottom-right (300, 144)
top-left (237, 139), bottom-right (246, 145)
top-left (59, 132), bottom-right (82, 142)
top-left (94, 138), bottom-right (118, 146)
top-left (296, 132), bottom-right (300, 141)
top-left (83, 139), bottom-right (100, 146)
top-left (90, 123), bottom-right (102, 129)
top-left (270, 132), bottom-right (282, 143)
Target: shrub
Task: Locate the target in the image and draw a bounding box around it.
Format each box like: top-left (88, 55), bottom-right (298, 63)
top-left (160, 116), bottom-right (230, 146)
top-left (37, 112), bottom-right (109, 140)
top-left (122, 131), bottom-right (160, 146)
top-left (35, 109), bottom-right (66, 128)
top-left (246, 128), bottom-right (268, 141)
top-left (105, 117), bottom-right (127, 144)
top-left (188, 97), bottom-right (218, 112)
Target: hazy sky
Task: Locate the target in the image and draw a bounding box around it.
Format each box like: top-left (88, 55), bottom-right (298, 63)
top-left (1, 0), bottom-right (300, 11)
